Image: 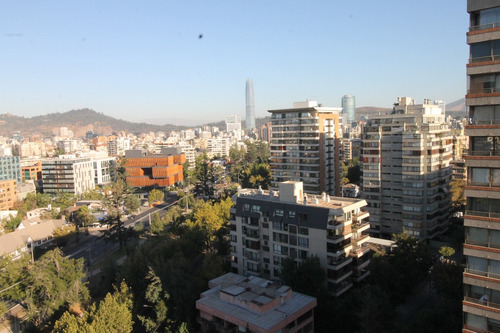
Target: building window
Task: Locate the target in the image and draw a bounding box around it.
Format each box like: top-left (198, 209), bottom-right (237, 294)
top-left (251, 205), bottom-right (261, 213)
top-left (299, 227), bottom-right (309, 235)
top-left (288, 210), bottom-right (296, 218)
top-left (274, 209), bottom-right (284, 217)
top-left (243, 204), bottom-right (250, 211)
top-left (298, 237), bottom-right (309, 248)
top-left (299, 213), bottom-right (308, 221)
top-left (289, 225), bottom-right (297, 234)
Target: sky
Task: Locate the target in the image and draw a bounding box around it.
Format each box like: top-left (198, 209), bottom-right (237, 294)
top-left (1, 1), bottom-right (468, 125)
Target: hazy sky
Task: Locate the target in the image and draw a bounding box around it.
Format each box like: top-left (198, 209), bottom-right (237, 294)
top-left (1, 1), bottom-right (468, 125)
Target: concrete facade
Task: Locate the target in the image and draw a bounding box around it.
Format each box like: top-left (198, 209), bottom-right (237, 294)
top-left (361, 97), bottom-right (452, 240)
top-left (463, 2), bottom-right (500, 331)
top-left (268, 101), bottom-right (342, 195)
top-left (229, 181), bottom-right (371, 297)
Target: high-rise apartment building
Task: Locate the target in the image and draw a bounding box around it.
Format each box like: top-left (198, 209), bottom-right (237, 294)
top-left (463, 2), bottom-right (500, 331)
top-left (341, 94), bottom-right (356, 126)
top-left (229, 181), bottom-right (371, 297)
top-left (246, 79), bottom-right (256, 130)
top-left (269, 100), bottom-right (342, 195)
top-left (42, 156), bottom-right (95, 195)
top-left (361, 97), bottom-right (452, 240)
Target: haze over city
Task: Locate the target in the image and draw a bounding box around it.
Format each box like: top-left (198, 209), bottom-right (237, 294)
top-left (2, 1), bottom-right (467, 125)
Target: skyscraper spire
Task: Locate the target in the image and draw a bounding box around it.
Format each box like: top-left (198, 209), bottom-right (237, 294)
top-left (246, 79), bottom-right (255, 130)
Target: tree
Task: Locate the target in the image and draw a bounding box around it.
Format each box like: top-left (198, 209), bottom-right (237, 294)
top-left (24, 248), bottom-right (89, 327)
top-left (80, 188), bottom-right (104, 200)
top-left (74, 206), bottom-right (97, 227)
top-left (150, 212), bottom-right (166, 235)
top-left (101, 181), bottom-right (134, 248)
top-left (148, 189), bottom-right (165, 205)
top-left (450, 179), bottom-right (466, 207)
top-left (137, 267), bottom-right (169, 332)
top-left (439, 246), bottom-right (456, 261)
top-left (124, 194), bottom-right (140, 213)
top-left (53, 282), bottom-right (133, 333)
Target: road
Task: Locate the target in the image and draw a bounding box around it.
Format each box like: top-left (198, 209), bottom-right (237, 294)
top-left (64, 195), bottom-right (179, 266)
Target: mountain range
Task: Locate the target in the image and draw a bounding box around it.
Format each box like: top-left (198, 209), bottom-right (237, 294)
top-left (0, 99), bottom-right (466, 138)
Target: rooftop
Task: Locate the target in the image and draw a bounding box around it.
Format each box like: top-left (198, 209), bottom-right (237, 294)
top-left (197, 273), bottom-right (316, 331)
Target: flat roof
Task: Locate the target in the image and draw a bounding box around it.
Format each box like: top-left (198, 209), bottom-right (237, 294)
top-left (197, 273), bottom-right (316, 331)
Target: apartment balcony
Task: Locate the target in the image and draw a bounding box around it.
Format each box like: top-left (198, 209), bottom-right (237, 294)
top-left (352, 221), bottom-right (370, 232)
top-left (463, 297), bottom-right (500, 324)
top-left (327, 255), bottom-right (353, 270)
top-left (243, 229), bottom-right (260, 240)
top-left (353, 269), bottom-right (370, 283)
top-left (465, 210), bottom-right (500, 220)
top-left (327, 270), bottom-right (353, 284)
top-left (351, 243), bottom-right (371, 258)
top-left (327, 218), bottom-right (346, 230)
top-left (352, 234), bottom-right (370, 247)
top-left (328, 279), bottom-right (353, 297)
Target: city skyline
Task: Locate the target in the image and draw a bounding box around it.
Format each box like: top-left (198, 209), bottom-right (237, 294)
top-left (1, 1), bottom-right (467, 124)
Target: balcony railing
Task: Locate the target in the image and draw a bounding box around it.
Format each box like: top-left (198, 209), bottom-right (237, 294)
top-left (464, 296), bottom-right (500, 311)
top-left (466, 210), bottom-right (500, 219)
top-left (468, 119), bottom-right (500, 126)
top-left (470, 22), bottom-right (500, 32)
top-left (465, 268), bottom-right (500, 280)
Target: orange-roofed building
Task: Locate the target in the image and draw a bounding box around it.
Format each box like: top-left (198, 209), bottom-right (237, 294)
top-left (124, 150), bottom-right (185, 188)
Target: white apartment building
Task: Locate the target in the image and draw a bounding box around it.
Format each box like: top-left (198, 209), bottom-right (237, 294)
top-left (230, 181), bottom-right (371, 297)
top-left (361, 97), bottom-right (452, 240)
top-left (42, 156), bottom-right (95, 195)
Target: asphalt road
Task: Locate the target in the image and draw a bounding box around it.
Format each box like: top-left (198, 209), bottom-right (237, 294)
top-left (64, 195), bottom-right (179, 266)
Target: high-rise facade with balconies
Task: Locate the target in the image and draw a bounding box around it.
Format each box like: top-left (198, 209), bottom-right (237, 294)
top-left (361, 97), bottom-right (452, 240)
top-left (463, 1), bottom-right (500, 331)
top-left (268, 101), bottom-right (341, 195)
top-left (229, 181), bottom-right (371, 297)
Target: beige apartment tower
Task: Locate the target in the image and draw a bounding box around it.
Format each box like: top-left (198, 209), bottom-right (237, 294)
top-left (361, 97), bottom-right (452, 240)
top-left (463, 1), bottom-right (500, 331)
top-left (268, 101), bottom-right (342, 195)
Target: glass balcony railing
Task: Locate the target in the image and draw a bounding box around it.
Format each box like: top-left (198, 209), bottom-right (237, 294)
top-left (470, 22), bottom-right (500, 32)
top-left (466, 210), bottom-right (500, 219)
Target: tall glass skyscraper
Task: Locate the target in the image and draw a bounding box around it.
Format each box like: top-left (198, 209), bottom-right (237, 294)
top-left (341, 95), bottom-right (356, 126)
top-left (246, 79), bottom-right (255, 130)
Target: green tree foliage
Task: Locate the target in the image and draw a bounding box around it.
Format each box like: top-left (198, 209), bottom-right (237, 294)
top-left (24, 248), bottom-right (89, 327)
top-left (101, 180), bottom-right (134, 248)
top-left (80, 189), bottom-right (104, 201)
top-left (193, 155), bottom-right (217, 199)
top-left (137, 267), bottom-right (169, 332)
top-left (177, 190), bottom-right (195, 210)
top-left (53, 281), bottom-right (134, 333)
top-left (124, 194), bottom-right (140, 213)
top-left (229, 141), bottom-right (272, 189)
top-left (53, 193), bottom-right (77, 211)
top-left (150, 212), bottom-right (167, 235)
top-left (450, 179), bottom-right (466, 207)
top-left (0, 255), bottom-right (30, 301)
top-left (187, 197), bottom-right (233, 248)
top-left (148, 189), bottom-right (165, 205)
top-left (74, 206), bottom-right (97, 227)
top-left (439, 246), bottom-right (455, 260)
top-left (23, 192), bottom-right (52, 211)
top-left (340, 158), bottom-right (361, 184)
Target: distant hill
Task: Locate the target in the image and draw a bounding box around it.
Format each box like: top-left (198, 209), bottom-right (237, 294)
top-left (355, 106), bottom-right (392, 120)
top-left (0, 109), bottom-right (191, 138)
